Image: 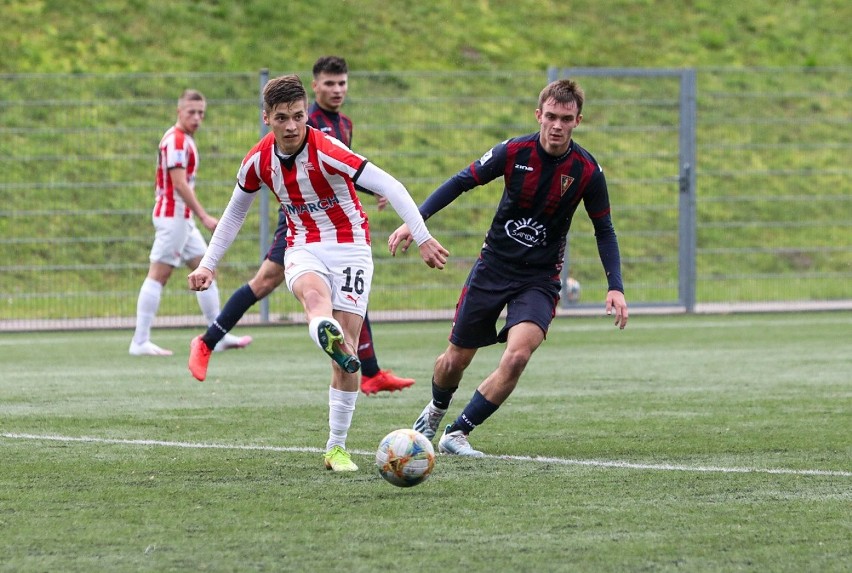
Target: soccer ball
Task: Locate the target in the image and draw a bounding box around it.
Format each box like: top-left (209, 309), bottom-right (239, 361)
top-left (376, 428), bottom-right (435, 487)
top-left (565, 277), bottom-right (581, 303)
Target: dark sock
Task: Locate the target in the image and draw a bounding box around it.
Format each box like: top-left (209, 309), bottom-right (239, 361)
top-left (201, 284), bottom-right (258, 349)
top-left (448, 390), bottom-right (498, 435)
top-left (358, 313), bottom-right (379, 377)
top-left (431, 378), bottom-right (457, 410)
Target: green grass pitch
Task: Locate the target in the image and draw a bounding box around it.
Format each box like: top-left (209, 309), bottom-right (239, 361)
top-left (1, 312), bottom-right (850, 572)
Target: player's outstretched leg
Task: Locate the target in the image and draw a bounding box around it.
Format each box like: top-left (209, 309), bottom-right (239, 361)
top-left (313, 318), bottom-right (360, 373)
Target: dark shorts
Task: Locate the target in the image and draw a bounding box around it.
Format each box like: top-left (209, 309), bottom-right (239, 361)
top-left (449, 257), bottom-right (561, 349)
top-left (265, 210), bottom-right (288, 265)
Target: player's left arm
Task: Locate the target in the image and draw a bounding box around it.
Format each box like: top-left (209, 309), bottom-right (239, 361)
top-left (189, 184), bottom-right (257, 291)
top-left (356, 162), bottom-right (449, 269)
top-left (592, 215), bottom-right (628, 329)
top-left (587, 168), bottom-right (628, 329)
top-left (354, 182), bottom-right (388, 210)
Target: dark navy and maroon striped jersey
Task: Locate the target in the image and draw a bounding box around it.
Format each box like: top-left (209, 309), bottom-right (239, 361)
top-left (419, 133), bottom-right (622, 290)
top-left (308, 102), bottom-right (353, 148)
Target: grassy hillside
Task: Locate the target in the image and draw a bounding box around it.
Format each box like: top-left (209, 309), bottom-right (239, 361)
top-left (2, 0), bottom-right (850, 74)
top-left (1, 1), bottom-right (849, 321)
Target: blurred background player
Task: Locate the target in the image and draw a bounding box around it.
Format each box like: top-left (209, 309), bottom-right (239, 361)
top-left (130, 89), bottom-right (251, 356)
top-left (187, 56), bottom-right (415, 394)
top-left (187, 74), bottom-right (448, 471)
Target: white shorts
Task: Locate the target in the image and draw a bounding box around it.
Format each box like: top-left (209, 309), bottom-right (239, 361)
top-left (149, 214), bottom-right (208, 267)
top-left (284, 243), bottom-right (373, 317)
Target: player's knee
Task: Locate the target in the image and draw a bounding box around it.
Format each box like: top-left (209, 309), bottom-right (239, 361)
top-left (250, 268), bottom-right (285, 297)
top-left (147, 265), bottom-right (173, 285)
top-left (500, 348), bottom-right (532, 377)
top-left (250, 280), bottom-right (275, 298)
top-left (437, 349), bottom-right (473, 375)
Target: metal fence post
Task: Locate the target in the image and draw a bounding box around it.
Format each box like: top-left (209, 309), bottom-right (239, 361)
top-left (547, 66), bottom-right (559, 83)
top-left (257, 68), bottom-right (271, 323)
top-left (678, 69), bottom-right (697, 313)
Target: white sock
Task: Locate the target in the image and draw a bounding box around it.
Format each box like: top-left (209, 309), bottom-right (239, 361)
top-left (326, 386), bottom-right (358, 451)
top-left (196, 279), bottom-right (221, 324)
top-left (133, 278), bottom-right (163, 344)
top-left (308, 316), bottom-right (344, 350)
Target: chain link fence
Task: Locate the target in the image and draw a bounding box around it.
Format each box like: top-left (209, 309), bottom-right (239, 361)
top-left (1, 68), bottom-right (849, 330)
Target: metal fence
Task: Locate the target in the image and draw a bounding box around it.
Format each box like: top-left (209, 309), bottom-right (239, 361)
top-left (1, 68), bottom-right (850, 331)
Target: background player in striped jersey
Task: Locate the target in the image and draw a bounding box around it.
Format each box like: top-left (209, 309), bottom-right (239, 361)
top-left (390, 79), bottom-right (629, 456)
top-left (129, 89), bottom-right (251, 356)
top-left (187, 74), bottom-right (448, 472)
top-left (187, 56), bottom-right (416, 395)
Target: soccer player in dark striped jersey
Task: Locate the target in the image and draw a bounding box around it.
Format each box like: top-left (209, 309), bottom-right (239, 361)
top-left (307, 74), bottom-right (353, 151)
top-left (188, 57), bottom-right (418, 395)
top-left (305, 59), bottom-right (416, 394)
top-left (390, 79), bottom-right (629, 456)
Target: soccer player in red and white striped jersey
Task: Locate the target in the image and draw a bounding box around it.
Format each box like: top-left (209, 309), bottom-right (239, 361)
top-left (189, 56), bottom-right (414, 395)
top-left (130, 89), bottom-right (250, 356)
top-left (188, 75), bottom-right (448, 472)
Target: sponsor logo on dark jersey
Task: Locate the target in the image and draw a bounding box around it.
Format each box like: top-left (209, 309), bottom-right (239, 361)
top-left (504, 217), bottom-right (547, 247)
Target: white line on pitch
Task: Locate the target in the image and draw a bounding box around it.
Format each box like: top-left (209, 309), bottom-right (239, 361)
top-left (2, 432), bottom-right (850, 478)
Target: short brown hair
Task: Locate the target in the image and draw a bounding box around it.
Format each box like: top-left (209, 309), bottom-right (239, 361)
top-left (262, 75), bottom-right (308, 113)
top-left (313, 56), bottom-right (348, 77)
top-left (178, 89), bottom-right (205, 106)
top-left (538, 79), bottom-right (585, 114)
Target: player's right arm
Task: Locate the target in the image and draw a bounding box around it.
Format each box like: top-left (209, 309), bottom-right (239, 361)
top-left (188, 184), bottom-right (256, 291)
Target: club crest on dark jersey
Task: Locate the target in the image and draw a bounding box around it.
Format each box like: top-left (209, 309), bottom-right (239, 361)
top-left (504, 217), bottom-right (547, 247)
top-left (561, 175), bottom-right (575, 196)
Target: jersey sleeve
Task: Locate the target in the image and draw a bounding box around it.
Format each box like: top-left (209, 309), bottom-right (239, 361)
top-left (468, 140), bottom-right (509, 185)
top-left (237, 150), bottom-right (264, 192)
top-left (165, 131), bottom-right (189, 170)
top-left (584, 167), bottom-right (624, 292)
top-left (582, 165), bottom-right (612, 220)
top-left (355, 162), bottom-right (432, 245)
top-left (317, 131), bottom-right (368, 174)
